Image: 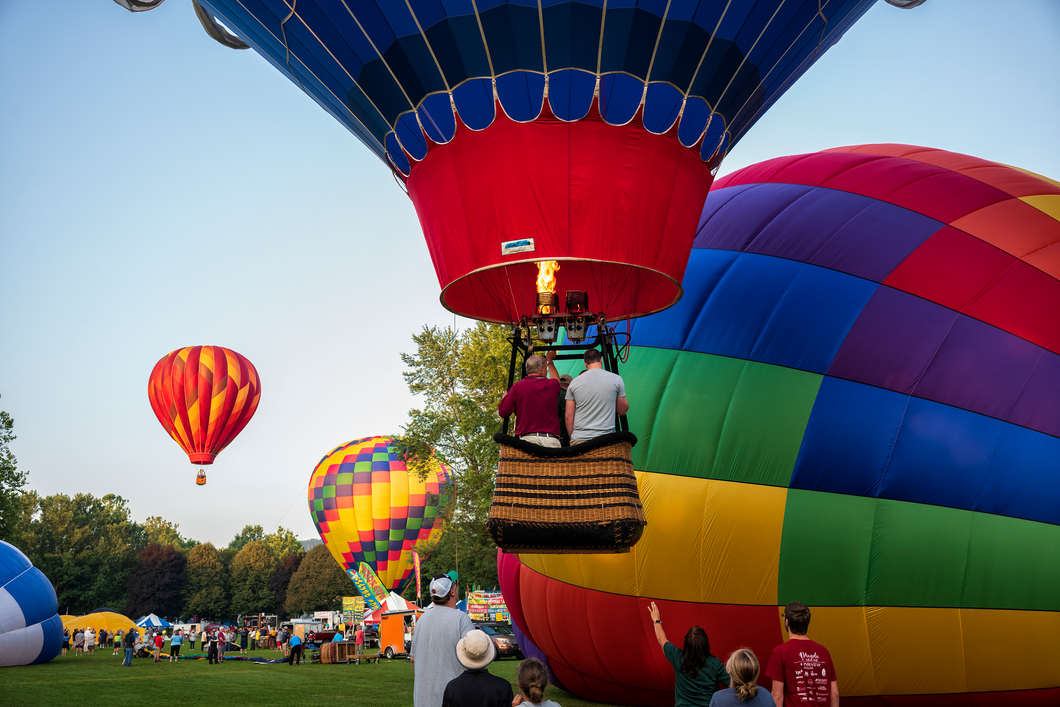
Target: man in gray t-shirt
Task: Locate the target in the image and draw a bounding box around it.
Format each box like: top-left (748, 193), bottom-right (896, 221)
top-left (410, 572), bottom-right (474, 707)
top-left (565, 349), bottom-right (629, 442)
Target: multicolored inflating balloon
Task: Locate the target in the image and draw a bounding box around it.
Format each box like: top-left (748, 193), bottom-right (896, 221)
top-left (501, 145), bottom-right (1060, 706)
top-left (0, 540), bottom-right (62, 667)
top-left (182, 1), bottom-right (877, 323)
top-left (147, 346), bottom-right (261, 478)
top-left (308, 436), bottom-right (451, 595)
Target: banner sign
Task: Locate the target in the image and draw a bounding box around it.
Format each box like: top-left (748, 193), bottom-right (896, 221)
top-left (342, 596), bottom-right (364, 623)
top-left (465, 590), bottom-right (510, 622)
top-left (358, 562), bottom-right (391, 605)
top-left (348, 569), bottom-right (382, 611)
top-left (413, 551), bottom-right (422, 600)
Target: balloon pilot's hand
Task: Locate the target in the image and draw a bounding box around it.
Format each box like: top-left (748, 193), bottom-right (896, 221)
top-left (546, 350), bottom-right (557, 362)
top-left (648, 601), bottom-right (661, 623)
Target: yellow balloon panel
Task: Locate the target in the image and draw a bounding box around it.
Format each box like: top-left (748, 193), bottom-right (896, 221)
top-left (805, 606), bottom-right (1060, 696)
top-left (519, 471), bottom-right (787, 605)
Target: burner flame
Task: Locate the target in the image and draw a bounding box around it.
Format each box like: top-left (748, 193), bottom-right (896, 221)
top-left (536, 260), bottom-right (560, 294)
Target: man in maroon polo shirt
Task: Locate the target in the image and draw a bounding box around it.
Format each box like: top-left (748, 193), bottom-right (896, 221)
top-left (498, 352), bottom-right (563, 447)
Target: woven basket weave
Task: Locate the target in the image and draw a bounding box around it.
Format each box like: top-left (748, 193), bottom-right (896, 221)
top-left (488, 434), bottom-right (646, 553)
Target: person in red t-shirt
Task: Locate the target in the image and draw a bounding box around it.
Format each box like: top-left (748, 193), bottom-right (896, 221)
top-left (152, 632), bottom-right (165, 663)
top-left (766, 602), bottom-right (838, 707)
top-left (498, 352), bottom-right (563, 447)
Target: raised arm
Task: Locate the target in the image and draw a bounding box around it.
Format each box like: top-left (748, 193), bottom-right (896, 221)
top-left (647, 601), bottom-right (668, 649)
top-left (546, 349), bottom-right (560, 380)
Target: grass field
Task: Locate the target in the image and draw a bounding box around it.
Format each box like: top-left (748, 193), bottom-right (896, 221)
top-left (0, 647), bottom-right (626, 707)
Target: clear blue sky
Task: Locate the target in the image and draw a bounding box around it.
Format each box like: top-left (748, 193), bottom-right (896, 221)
top-left (1, 0), bottom-right (1057, 548)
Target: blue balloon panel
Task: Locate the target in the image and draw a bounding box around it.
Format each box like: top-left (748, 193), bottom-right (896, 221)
top-left (548, 70), bottom-right (596, 122)
top-left (599, 73), bottom-right (645, 125)
top-left (678, 97), bottom-right (711, 147)
top-left (791, 380), bottom-right (1060, 526)
top-left (418, 93), bottom-right (457, 143)
top-left (0, 541), bottom-right (62, 667)
top-left (452, 78), bottom-right (496, 130)
top-left (641, 83), bottom-right (683, 134)
top-left (496, 71), bottom-right (547, 122)
top-left (199, 0), bottom-right (876, 164)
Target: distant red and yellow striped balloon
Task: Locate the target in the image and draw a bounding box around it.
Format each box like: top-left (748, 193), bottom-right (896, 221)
top-left (147, 346), bottom-right (261, 473)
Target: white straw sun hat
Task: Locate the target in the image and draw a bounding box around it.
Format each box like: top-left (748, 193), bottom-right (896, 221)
top-left (455, 629), bottom-right (496, 669)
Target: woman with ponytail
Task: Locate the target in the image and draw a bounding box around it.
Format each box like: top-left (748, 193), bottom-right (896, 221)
top-left (709, 649), bottom-right (774, 706)
top-left (648, 602), bottom-right (730, 706)
top-left (512, 658), bottom-right (561, 706)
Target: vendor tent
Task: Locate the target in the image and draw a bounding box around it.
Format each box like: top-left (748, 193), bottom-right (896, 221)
top-left (364, 593), bottom-right (419, 623)
top-left (136, 613), bottom-right (172, 628)
top-left (67, 611), bottom-right (137, 634)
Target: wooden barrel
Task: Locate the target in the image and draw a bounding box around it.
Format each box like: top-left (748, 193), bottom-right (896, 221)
top-left (320, 641), bottom-right (338, 664)
top-left (487, 432), bottom-right (645, 553)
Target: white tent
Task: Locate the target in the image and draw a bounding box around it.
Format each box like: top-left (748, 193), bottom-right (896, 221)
top-left (363, 593), bottom-right (419, 623)
top-left (135, 613), bottom-right (172, 628)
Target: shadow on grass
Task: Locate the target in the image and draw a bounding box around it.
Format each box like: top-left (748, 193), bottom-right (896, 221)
top-left (2, 649), bottom-right (625, 707)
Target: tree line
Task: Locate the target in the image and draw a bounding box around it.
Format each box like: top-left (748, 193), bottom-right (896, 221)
top-left (0, 322), bottom-right (519, 618)
top-left (4, 485), bottom-right (348, 620)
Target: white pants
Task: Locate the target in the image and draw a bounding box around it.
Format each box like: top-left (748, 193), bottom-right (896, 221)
top-left (520, 434), bottom-right (561, 448)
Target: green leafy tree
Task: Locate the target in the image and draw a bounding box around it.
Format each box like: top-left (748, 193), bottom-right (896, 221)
top-left (143, 516), bottom-right (187, 548)
top-left (285, 544), bottom-right (352, 615)
top-left (394, 322), bottom-right (511, 595)
top-left (264, 526), bottom-right (303, 561)
top-left (269, 553), bottom-right (303, 618)
top-left (20, 492), bottom-right (144, 613)
top-left (184, 542), bottom-right (228, 620)
top-left (413, 522), bottom-right (499, 605)
top-left (218, 546), bottom-right (238, 570)
top-left (0, 397), bottom-right (29, 543)
top-left (229, 539), bottom-right (276, 616)
top-left (228, 524), bottom-right (264, 551)
top-left (124, 542), bottom-right (186, 619)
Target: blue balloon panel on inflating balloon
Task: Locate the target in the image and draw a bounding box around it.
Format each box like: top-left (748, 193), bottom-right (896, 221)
top-left (0, 540), bottom-right (62, 667)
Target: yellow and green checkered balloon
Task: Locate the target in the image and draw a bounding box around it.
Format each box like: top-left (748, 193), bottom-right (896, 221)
top-left (308, 436), bottom-right (451, 594)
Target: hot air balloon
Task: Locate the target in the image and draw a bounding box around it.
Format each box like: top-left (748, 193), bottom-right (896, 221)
top-left (308, 436), bottom-right (451, 595)
top-left (500, 146), bottom-right (1060, 705)
top-left (147, 345), bottom-right (261, 485)
top-left (0, 541), bottom-right (63, 668)
top-left (182, 0), bottom-right (879, 325)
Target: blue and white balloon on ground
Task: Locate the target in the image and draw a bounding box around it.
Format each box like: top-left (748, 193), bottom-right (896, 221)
top-left (0, 540), bottom-right (62, 667)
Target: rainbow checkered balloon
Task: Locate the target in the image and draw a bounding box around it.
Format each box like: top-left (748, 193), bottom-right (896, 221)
top-left (308, 436), bottom-right (451, 595)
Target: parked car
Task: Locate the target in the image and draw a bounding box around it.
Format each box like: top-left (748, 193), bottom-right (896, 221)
top-left (474, 622), bottom-right (522, 659)
top-left (304, 629), bottom-right (340, 648)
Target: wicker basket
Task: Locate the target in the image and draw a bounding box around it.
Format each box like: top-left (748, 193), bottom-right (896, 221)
top-left (488, 432), bottom-right (646, 553)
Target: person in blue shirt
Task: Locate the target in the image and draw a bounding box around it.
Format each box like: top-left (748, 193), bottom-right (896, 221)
top-left (287, 633), bottom-right (303, 665)
top-left (169, 629), bottom-right (183, 663)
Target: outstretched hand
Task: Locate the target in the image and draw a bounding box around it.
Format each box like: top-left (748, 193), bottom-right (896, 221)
top-left (648, 601), bottom-right (661, 623)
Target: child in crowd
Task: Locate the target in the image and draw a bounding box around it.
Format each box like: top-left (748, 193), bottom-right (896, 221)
top-left (513, 658), bottom-right (562, 707)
